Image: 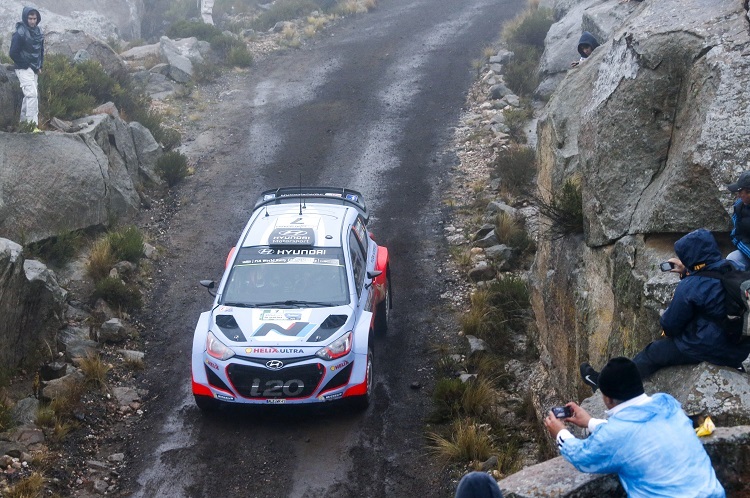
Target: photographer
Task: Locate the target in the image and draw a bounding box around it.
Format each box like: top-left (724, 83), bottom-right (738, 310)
top-left (582, 229), bottom-right (750, 389)
top-left (545, 357), bottom-right (724, 497)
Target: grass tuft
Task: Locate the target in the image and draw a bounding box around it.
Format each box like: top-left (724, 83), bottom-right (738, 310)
top-left (94, 277), bottom-right (143, 311)
top-left (492, 145), bottom-right (536, 195)
top-left (86, 237), bottom-right (116, 282)
top-left (156, 151), bottom-right (190, 187)
top-left (428, 418), bottom-right (496, 464)
top-left (107, 226), bottom-right (144, 263)
top-left (4, 472), bottom-right (45, 498)
top-left (79, 353), bottom-right (111, 389)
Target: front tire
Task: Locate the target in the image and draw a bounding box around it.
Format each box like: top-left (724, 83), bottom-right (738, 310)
top-left (194, 395), bottom-right (220, 412)
top-left (351, 347), bottom-right (373, 411)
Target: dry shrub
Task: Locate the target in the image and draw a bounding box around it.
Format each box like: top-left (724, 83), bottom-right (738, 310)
top-left (79, 352), bottom-right (111, 389)
top-left (492, 145), bottom-right (536, 195)
top-left (428, 418), bottom-right (496, 464)
top-left (5, 472), bottom-right (44, 498)
top-left (86, 237), bottom-right (116, 282)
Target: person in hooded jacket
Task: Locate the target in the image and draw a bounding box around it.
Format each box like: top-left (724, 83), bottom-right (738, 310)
top-left (725, 171), bottom-right (750, 270)
top-left (545, 357), bottom-right (725, 498)
top-left (581, 229), bottom-right (750, 388)
top-left (570, 31), bottom-right (599, 67)
top-left (9, 6), bottom-right (44, 129)
top-left (454, 472), bottom-right (503, 498)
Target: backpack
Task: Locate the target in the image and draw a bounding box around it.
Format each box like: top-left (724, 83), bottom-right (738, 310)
top-left (694, 265), bottom-right (750, 344)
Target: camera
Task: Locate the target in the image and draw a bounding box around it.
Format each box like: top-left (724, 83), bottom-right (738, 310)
top-left (660, 261), bottom-right (675, 272)
top-left (551, 406), bottom-right (573, 418)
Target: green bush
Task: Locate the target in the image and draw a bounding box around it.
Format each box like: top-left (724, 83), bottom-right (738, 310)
top-left (25, 230), bottom-right (81, 267)
top-left (156, 151), bottom-right (190, 187)
top-left (537, 178), bottom-right (584, 239)
top-left (94, 277), bottom-right (142, 310)
top-left (192, 61), bottom-right (222, 84)
top-left (167, 19), bottom-right (224, 42)
top-left (504, 8), bottom-right (554, 49)
top-left (251, 0), bottom-right (318, 31)
top-left (491, 145), bottom-right (536, 195)
top-left (431, 378), bottom-right (468, 422)
top-left (107, 225), bottom-right (144, 263)
top-left (485, 276), bottom-right (530, 333)
top-left (227, 45), bottom-right (254, 67)
top-left (501, 7), bottom-right (554, 97)
top-left (503, 106), bottom-right (532, 144)
top-left (503, 44), bottom-right (542, 97)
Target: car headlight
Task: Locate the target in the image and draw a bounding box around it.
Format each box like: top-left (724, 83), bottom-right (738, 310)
top-left (315, 331), bottom-right (352, 360)
top-left (206, 331), bottom-right (235, 361)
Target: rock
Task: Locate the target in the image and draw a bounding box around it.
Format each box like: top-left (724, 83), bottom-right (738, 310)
top-left (86, 460), bottom-right (109, 472)
top-left (0, 240), bottom-right (66, 370)
top-left (40, 362), bottom-right (67, 381)
top-left (468, 261), bottom-right (496, 282)
top-left (44, 31), bottom-right (128, 77)
top-left (485, 244), bottom-right (513, 262)
top-left (480, 456), bottom-right (499, 472)
top-left (447, 233), bottom-right (468, 246)
top-left (118, 349), bottom-right (144, 362)
top-left (93, 479), bottom-right (108, 495)
top-left (466, 335), bottom-right (491, 356)
top-left (159, 36), bottom-right (209, 83)
top-left (472, 224), bottom-right (496, 241)
top-left (472, 230), bottom-right (499, 248)
top-left (459, 373), bottom-right (478, 383)
top-left (112, 386), bottom-right (140, 406)
top-left (58, 326), bottom-right (98, 362)
top-left (120, 43), bottom-right (160, 62)
top-left (107, 452), bottom-right (125, 463)
top-left (98, 318), bottom-right (130, 344)
top-left (489, 83), bottom-right (512, 100)
top-left (0, 441), bottom-right (25, 458)
top-left (40, 370), bottom-right (85, 402)
top-left (410, 382), bottom-right (422, 389)
top-left (92, 101), bottom-right (120, 118)
top-left (485, 201), bottom-right (517, 218)
top-left (490, 50), bottom-right (513, 64)
top-left (10, 398), bottom-right (38, 427)
top-left (9, 426), bottom-right (44, 448)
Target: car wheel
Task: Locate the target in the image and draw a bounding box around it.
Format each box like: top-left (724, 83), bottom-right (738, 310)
top-left (374, 276), bottom-right (390, 337)
top-left (194, 395), bottom-right (220, 412)
top-left (351, 347), bottom-right (373, 411)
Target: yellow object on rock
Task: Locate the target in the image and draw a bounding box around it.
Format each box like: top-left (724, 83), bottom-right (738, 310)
top-left (695, 416), bottom-right (715, 437)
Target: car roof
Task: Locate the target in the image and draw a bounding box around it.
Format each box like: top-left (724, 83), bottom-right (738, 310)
top-left (254, 187), bottom-right (368, 222)
top-left (240, 198), bottom-right (360, 249)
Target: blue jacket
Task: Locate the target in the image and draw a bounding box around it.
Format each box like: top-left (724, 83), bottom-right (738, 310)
top-left (577, 31), bottom-right (600, 58)
top-left (730, 198), bottom-right (750, 259)
top-left (9, 7), bottom-right (44, 72)
top-left (660, 228), bottom-right (750, 365)
top-left (561, 393), bottom-right (724, 497)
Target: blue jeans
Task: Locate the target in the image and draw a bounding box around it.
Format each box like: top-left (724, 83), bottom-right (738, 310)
top-left (632, 339), bottom-right (700, 379)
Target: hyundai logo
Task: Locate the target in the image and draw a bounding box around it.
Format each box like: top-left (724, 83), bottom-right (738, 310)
top-left (258, 248), bottom-right (275, 254)
top-left (278, 230), bottom-right (308, 236)
top-left (266, 360), bottom-right (284, 370)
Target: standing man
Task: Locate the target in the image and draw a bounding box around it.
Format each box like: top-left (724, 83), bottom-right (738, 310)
top-left (726, 171), bottom-right (750, 270)
top-left (545, 357), bottom-right (725, 497)
top-left (9, 6), bottom-right (44, 130)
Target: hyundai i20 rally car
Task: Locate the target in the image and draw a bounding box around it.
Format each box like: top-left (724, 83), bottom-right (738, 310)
top-left (192, 187), bottom-right (391, 411)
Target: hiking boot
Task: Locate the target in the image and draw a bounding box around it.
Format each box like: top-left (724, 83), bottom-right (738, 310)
top-left (580, 362), bottom-right (599, 393)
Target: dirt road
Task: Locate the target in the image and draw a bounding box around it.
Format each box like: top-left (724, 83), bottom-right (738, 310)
top-left (120, 0), bottom-right (523, 496)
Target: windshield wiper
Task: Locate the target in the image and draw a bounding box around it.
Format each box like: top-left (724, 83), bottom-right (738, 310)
top-left (252, 300), bottom-right (338, 308)
top-left (220, 302), bottom-right (253, 308)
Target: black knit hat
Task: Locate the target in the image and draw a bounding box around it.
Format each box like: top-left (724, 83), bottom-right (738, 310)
top-left (597, 357), bottom-right (644, 401)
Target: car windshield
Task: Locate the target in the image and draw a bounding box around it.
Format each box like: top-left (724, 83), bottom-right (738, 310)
top-left (221, 247), bottom-right (349, 307)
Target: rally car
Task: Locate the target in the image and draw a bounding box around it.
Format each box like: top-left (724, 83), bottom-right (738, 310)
top-left (191, 187), bottom-right (391, 411)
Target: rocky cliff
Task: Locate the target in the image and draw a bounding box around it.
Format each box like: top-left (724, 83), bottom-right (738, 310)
top-left (532, 0), bottom-right (750, 403)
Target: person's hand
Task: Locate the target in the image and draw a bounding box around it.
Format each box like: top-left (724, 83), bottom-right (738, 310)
top-left (667, 257), bottom-right (685, 274)
top-left (564, 402), bottom-right (592, 428)
top-left (543, 411), bottom-right (566, 438)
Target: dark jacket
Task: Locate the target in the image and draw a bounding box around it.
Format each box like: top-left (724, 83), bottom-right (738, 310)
top-left (660, 228), bottom-right (750, 366)
top-left (9, 7), bottom-right (44, 72)
top-left (730, 198), bottom-right (750, 259)
top-left (577, 31), bottom-right (600, 58)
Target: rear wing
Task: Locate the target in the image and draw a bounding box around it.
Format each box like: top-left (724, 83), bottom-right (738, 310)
top-left (254, 187), bottom-right (369, 222)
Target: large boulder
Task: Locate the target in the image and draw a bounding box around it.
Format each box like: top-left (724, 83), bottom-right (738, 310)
top-left (0, 239), bottom-right (66, 369)
top-left (45, 30), bottom-right (128, 77)
top-left (0, 112), bottom-right (164, 244)
top-left (159, 36), bottom-right (211, 83)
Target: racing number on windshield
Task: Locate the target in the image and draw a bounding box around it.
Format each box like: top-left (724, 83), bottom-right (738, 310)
top-left (250, 379), bottom-right (304, 397)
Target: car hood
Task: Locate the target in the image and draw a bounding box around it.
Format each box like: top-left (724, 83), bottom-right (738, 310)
top-left (210, 305), bottom-right (354, 349)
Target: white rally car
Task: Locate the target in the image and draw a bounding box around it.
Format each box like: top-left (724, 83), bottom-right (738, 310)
top-left (191, 187), bottom-right (391, 411)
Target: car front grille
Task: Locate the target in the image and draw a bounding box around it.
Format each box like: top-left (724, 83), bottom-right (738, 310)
top-left (227, 363), bottom-right (325, 399)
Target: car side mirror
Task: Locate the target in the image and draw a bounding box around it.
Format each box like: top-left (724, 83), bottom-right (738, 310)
top-left (200, 280), bottom-right (216, 297)
top-left (365, 270), bottom-right (382, 289)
